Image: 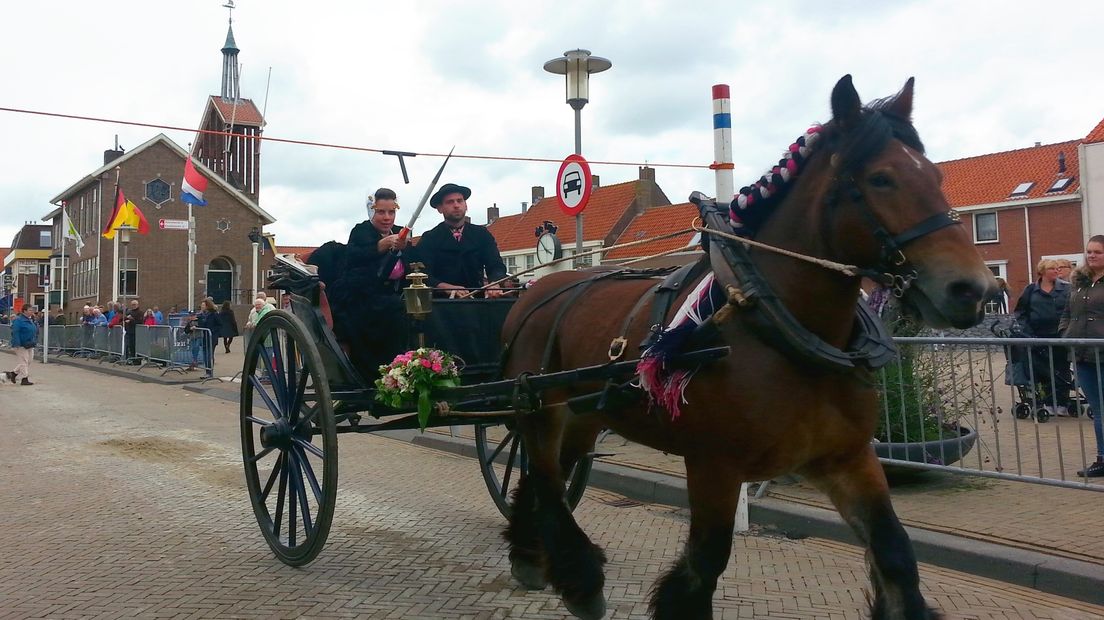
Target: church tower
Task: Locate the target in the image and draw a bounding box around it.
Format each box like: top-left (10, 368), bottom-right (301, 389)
top-left (193, 1), bottom-right (265, 202)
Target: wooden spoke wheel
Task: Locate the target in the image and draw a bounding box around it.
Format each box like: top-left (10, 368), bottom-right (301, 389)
top-left (240, 310), bottom-right (337, 566)
top-left (474, 422), bottom-right (593, 518)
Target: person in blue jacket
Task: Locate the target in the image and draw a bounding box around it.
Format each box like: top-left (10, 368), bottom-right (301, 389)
top-left (7, 304), bottom-right (38, 385)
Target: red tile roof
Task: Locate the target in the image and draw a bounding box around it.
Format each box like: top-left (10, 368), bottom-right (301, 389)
top-left (278, 245), bottom-right (317, 261)
top-left (0, 247), bottom-right (9, 264)
top-left (209, 96), bottom-right (265, 126)
top-left (938, 141), bottom-right (1080, 207)
top-left (1086, 117), bottom-right (1104, 144)
top-left (488, 181), bottom-right (640, 252)
top-left (605, 203), bottom-right (700, 260)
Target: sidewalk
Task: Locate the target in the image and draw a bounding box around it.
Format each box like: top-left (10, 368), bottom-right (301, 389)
top-left (8, 341), bottom-right (1104, 606)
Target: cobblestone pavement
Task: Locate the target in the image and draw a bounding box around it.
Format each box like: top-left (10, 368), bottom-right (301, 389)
top-left (1, 362), bottom-right (1103, 618)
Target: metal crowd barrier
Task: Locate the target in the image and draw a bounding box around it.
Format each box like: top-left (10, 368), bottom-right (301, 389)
top-left (0, 324), bottom-right (10, 347)
top-left (132, 325), bottom-right (214, 378)
top-left (878, 335), bottom-right (1104, 491)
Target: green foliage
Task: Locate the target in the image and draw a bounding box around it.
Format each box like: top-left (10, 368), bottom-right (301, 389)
top-left (876, 311), bottom-right (974, 443)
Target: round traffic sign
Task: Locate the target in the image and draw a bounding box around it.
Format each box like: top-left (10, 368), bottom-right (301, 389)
top-left (556, 154), bottom-right (593, 216)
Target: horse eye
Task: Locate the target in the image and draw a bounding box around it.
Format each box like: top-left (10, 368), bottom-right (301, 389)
top-left (867, 173), bottom-right (894, 189)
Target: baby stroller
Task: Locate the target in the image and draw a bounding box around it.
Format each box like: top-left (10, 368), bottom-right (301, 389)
top-left (994, 320), bottom-right (1085, 422)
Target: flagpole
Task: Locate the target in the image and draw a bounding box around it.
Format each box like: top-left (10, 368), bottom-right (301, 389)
top-left (111, 167), bottom-right (121, 304)
top-left (188, 202), bottom-right (195, 311)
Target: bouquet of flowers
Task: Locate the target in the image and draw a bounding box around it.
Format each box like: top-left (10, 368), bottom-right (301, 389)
top-left (375, 348), bottom-right (461, 430)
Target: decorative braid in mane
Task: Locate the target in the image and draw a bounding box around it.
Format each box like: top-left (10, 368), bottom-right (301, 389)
top-left (728, 125), bottom-right (823, 236)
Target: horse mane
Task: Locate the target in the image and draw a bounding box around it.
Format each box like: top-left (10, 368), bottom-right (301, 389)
top-left (732, 100), bottom-right (923, 236)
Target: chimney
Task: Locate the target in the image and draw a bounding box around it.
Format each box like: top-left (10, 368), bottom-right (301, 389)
top-left (1034, 141), bottom-right (1042, 147)
top-left (591, 175), bottom-right (600, 189)
top-left (487, 203), bottom-right (500, 225)
top-left (531, 186), bottom-right (545, 205)
top-left (103, 149), bottom-right (125, 165)
top-left (635, 166), bottom-right (658, 213)
top-left (521, 201), bottom-right (528, 214)
top-left (1058, 151), bottom-right (1067, 174)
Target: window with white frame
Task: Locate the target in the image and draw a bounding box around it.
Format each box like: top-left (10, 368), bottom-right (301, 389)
top-left (72, 257), bottom-right (99, 299)
top-left (504, 256), bottom-right (517, 272)
top-left (39, 230), bottom-right (52, 248)
top-left (524, 254), bottom-right (536, 271)
top-left (973, 212), bottom-right (998, 243)
top-left (118, 257), bottom-right (138, 297)
top-left (51, 257), bottom-right (68, 292)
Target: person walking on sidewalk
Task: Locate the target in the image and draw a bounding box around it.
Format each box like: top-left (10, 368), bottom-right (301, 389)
top-left (218, 301), bottom-right (239, 354)
top-left (7, 304), bottom-right (38, 386)
top-left (1061, 235), bottom-right (1104, 477)
top-left (196, 298), bottom-right (220, 379)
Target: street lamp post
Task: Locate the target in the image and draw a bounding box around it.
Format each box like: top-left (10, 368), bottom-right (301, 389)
top-left (544, 49), bottom-right (611, 266)
top-left (117, 223), bottom-right (137, 363)
top-left (248, 227), bottom-right (262, 303)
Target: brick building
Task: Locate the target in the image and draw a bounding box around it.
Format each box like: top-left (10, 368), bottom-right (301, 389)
top-left (2, 225), bottom-right (52, 314)
top-left (44, 135), bottom-right (274, 319)
top-left (38, 17), bottom-right (274, 322)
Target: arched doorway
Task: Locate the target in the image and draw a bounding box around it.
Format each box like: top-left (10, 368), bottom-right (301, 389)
top-left (207, 257), bottom-right (235, 305)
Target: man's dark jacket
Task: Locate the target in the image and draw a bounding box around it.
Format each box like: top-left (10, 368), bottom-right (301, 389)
top-left (411, 222), bottom-right (507, 290)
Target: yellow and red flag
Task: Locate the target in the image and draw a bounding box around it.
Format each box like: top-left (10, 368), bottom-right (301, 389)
top-left (102, 186), bottom-right (150, 239)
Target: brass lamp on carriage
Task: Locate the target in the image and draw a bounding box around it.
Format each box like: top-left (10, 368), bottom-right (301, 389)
top-left (403, 263), bottom-right (433, 316)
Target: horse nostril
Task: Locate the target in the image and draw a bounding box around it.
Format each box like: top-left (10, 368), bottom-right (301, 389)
top-left (947, 280), bottom-right (985, 304)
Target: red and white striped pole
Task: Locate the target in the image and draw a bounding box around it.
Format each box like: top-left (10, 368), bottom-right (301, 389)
top-left (710, 84), bottom-right (735, 204)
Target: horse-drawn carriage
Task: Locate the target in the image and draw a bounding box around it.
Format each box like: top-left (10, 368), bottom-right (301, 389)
top-left (239, 76), bottom-right (997, 620)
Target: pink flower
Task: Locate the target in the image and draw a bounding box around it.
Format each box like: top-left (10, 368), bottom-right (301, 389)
top-left (421, 359), bottom-right (432, 368)
top-left (431, 362), bottom-right (442, 373)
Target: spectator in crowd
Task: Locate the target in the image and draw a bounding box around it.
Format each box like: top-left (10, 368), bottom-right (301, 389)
top-left (218, 301), bottom-right (239, 353)
top-left (104, 302), bottom-right (117, 323)
top-left (166, 305), bottom-right (178, 324)
top-left (123, 299), bottom-right (143, 363)
top-left (143, 309), bottom-right (157, 326)
top-left (1055, 258), bottom-right (1072, 283)
top-left (90, 307), bottom-right (108, 326)
top-left (989, 278), bottom-right (1009, 314)
top-left (80, 305), bottom-right (93, 325)
top-left (196, 298), bottom-right (220, 378)
top-left (1015, 259), bottom-right (1071, 414)
top-left (1060, 235), bottom-right (1104, 477)
top-left (245, 298), bottom-right (269, 330)
top-left (52, 309), bottom-right (67, 325)
top-left (7, 304), bottom-right (38, 386)
top-left (152, 305), bottom-right (164, 325)
top-left (183, 311), bottom-right (202, 372)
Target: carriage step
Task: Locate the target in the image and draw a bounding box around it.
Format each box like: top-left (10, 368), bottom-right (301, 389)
top-left (587, 452), bottom-right (616, 459)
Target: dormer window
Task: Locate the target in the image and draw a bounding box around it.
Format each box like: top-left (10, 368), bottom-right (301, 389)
top-left (1010, 182), bottom-right (1034, 198)
top-left (1047, 177), bottom-right (1073, 192)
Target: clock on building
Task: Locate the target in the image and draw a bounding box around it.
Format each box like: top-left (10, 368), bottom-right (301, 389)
top-left (536, 231), bottom-right (563, 264)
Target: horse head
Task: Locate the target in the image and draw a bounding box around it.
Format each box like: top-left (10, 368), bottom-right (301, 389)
top-left (824, 75), bottom-right (997, 328)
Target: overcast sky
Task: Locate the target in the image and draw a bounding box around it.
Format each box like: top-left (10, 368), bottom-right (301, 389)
top-left (3, 0), bottom-right (1103, 248)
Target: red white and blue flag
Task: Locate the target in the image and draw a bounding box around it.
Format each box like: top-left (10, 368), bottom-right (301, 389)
top-left (181, 156), bottom-right (208, 206)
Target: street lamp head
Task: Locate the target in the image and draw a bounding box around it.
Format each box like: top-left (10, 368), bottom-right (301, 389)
top-left (248, 227), bottom-right (262, 244)
top-left (116, 223), bottom-right (137, 245)
top-left (544, 49), bottom-right (612, 110)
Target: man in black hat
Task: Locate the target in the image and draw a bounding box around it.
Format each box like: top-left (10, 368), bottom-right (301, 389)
top-left (412, 182), bottom-right (507, 298)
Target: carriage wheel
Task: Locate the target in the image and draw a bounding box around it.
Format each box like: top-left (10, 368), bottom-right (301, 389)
top-left (1035, 408), bottom-right (1051, 423)
top-left (475, 422), bottom-right (593, 518)
top-left (1013, 403), bottom-right (1032, 419)
top-left (240, 310), bottom-right (337, 566)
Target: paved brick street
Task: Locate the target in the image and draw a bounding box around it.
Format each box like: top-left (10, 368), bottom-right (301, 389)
top-left (1, 360), bottom-right (1102, 618)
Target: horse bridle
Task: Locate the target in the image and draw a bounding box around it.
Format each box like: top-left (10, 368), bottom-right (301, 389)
top-left (831, 182), bottom-right (961, 297)
top-left (824, 111), bottom-right (962, 297)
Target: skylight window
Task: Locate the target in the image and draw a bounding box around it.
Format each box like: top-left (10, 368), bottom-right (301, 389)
top-left (1047, 177), bottom-right (1073, 192)
top-left (1010, 182), bottom-right (1034, 197)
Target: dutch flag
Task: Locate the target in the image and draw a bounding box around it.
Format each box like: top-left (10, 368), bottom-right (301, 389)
top-left (181, 156), bottom-right (208, 206)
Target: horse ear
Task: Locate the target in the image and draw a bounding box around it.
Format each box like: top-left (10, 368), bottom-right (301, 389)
top-left (830, 74), bottom-right (863, 131)
top-left (885, 77), bottom-right (915, 121)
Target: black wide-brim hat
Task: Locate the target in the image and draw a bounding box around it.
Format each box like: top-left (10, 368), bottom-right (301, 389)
top-left (430, 183), bottom-right (471, 208)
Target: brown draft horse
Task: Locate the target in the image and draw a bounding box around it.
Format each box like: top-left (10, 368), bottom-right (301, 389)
top-left (498, 76), bottom-right (997, 620)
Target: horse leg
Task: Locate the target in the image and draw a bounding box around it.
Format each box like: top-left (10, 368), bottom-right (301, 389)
top-left (649, 457), bottom-right (740, 620)
top-left (804, 448), bottom-right (941, 620)
top-left (504, 406), bottom-right (607, 619)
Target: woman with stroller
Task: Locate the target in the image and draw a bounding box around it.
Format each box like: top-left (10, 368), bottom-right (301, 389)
top-left (1015, 259), bottom-right (1071, 415)
top-left (1060, 236), bottom-right (1104, 477)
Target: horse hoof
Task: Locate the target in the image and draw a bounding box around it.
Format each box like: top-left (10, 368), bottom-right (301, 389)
top-left (510, 559), bottom-right (547, 590)
top-left (563, 590), bottom-right (606, 620)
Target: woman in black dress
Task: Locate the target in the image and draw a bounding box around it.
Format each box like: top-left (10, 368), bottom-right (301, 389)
top-left (218, 300), bottom-right (240, 353)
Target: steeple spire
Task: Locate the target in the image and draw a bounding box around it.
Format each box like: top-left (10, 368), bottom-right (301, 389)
top-left (220, 1), bottom-right (240, 100)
